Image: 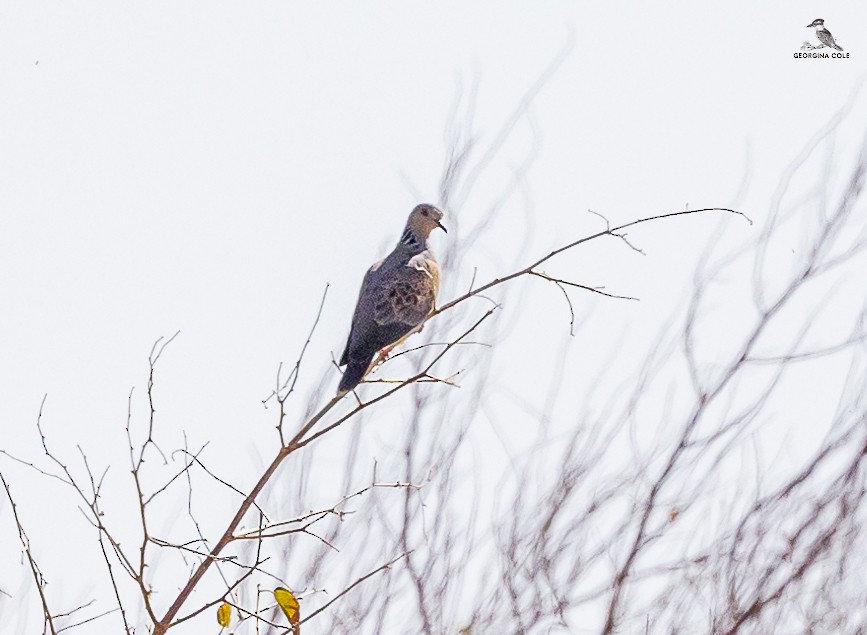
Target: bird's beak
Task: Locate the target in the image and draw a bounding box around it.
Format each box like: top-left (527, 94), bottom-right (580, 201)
top-left (436, 220), bottom-right (447, 233)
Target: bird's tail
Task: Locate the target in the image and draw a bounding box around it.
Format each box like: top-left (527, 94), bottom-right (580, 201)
top-left (338, 355), bottom-right (373, 394)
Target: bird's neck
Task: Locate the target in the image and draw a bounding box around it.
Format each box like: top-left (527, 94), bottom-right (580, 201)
top-left (398, 227), bottom-right (428, 252)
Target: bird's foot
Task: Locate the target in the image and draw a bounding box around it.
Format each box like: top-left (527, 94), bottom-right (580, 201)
top-left (374, 347), bottom-right (393, 366)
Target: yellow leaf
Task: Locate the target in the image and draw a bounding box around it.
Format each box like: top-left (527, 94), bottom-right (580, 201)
top-left (274, 587), bottom-right (300, 634)
top-left (216, 601), bottom-right (232, 628)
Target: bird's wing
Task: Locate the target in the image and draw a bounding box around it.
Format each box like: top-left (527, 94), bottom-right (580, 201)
top-left (372, 256), bottom-right (439, 327)
top-left (359, 258), bottom-right (385, 299)
top-left (817, 30), bottom-right (841, 49)
top-left (339, 258), bottom-right (384, 366)
top-left (341, 257), bottom-right (437, 363)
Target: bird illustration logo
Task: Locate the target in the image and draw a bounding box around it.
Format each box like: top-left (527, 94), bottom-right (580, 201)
top-left (806, 18), bottom-right (843, 51)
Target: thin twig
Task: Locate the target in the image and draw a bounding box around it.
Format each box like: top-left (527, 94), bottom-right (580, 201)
top-left (300, 552), bottom-right (411, 627)
top-left (1, 473), bottom-right (57, 635)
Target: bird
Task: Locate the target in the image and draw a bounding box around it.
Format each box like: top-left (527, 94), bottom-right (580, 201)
top-left (337, 203), bottom-right (446, 394)
top-left (806, 18), bottom-right (843, 51)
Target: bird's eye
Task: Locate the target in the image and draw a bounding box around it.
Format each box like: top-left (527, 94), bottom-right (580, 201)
top-left (421, 209), bottom-right (429, 217)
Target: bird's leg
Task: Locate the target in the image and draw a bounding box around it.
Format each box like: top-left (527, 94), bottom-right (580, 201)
top-left (373, 345), bottom-right (395, 366)
top-left (374, 320), bottom-right (427, 368)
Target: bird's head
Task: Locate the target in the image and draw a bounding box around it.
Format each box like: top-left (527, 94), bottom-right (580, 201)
top-left (407, 203), bottom-right (447, 238)
top-left (807, 18), bottom-right (824, 28)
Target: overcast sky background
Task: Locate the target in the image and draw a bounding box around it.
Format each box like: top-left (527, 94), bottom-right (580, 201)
top-left (2, 2), bottom-right (867, 633)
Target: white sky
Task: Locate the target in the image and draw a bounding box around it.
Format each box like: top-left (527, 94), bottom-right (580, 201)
top-left (2, 2), bottom-right (867, 633)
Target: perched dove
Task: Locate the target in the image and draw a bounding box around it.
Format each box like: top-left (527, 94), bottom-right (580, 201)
top-left (338, 204), bottom-right (447, 394)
